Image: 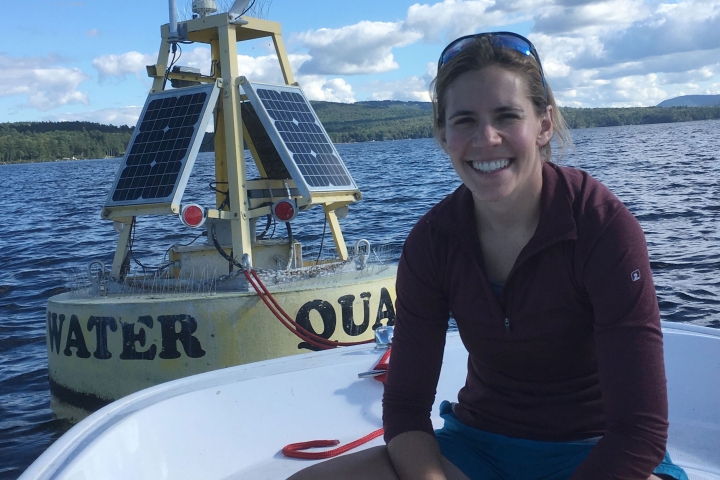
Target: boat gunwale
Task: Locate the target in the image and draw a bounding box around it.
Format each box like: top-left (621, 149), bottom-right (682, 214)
top-left (22, 323), bottom-right (720, 479)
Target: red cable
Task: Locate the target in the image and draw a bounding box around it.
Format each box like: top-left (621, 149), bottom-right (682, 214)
top-left (244, 269), bottom-right (374, 348)
top-left (282, 348), bottom-right (391, 460)
top-left (243, 271), bottom-right (334, 350)
top-left (249, 269), bottom-right (373, 347)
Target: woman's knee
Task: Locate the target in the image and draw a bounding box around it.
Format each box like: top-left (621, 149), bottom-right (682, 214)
top-left (286, 446), bottom-right (398, 480)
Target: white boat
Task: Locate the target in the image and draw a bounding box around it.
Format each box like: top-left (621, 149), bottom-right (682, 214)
top-left (21, 322), bottom-right (720, 479)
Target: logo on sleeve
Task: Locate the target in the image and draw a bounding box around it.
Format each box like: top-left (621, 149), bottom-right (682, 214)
top-left (631, 269), bottom-right (641, 282)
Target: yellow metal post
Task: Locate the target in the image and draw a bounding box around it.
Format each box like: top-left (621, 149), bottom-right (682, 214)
top-left (218, 25), bottom-right (253, 265)
top-left (323, 205), bottom-right (349, 260)
top-left (272, 33), bottom-right (295, 85)
top-left (211, 38), bottom-right (229, 211)
top-left (110, 218), bottom-right (133, 278)
top-left (151, 34), bottom-right (171, 93)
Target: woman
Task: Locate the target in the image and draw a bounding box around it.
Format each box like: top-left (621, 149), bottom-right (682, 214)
top-left (289, 32), bottom-right (687, 480)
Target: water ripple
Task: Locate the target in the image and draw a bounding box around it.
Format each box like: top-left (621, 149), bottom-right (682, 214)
top-left (1, 120), bottom-right (720, 477)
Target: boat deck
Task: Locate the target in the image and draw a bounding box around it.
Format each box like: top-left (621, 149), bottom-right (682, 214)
top-left (22, 323), bottom-right (720, 479)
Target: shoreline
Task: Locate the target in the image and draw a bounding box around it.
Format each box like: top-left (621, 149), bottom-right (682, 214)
top-left (3, 115), bottom-right (720, 165)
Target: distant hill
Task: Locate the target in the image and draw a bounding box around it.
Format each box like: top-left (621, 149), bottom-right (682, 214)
top-left (311, 100), bottom-right (434, 143)
top-left (657, 95), bottom-right (720, 107)
top-left (3, 102), bottom-right (720, 163)
top-left (0, 121), bottom-right (133, 164)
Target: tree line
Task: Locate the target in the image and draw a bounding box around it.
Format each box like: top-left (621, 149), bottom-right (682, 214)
top-left (2, 105), bottom-right (720, 164)
top-left (0, 122), bottom-right (133, 164)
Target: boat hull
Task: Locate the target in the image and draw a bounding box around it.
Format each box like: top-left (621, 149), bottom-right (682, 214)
top-left (46, 266), bottom-right (397, 421)
top-left (22, 322), bottom-right (720, 480)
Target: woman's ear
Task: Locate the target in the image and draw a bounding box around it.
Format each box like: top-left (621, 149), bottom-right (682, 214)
top-left (536, 105), bottom-right (554, 147)
top-left (439, 128), bottom-right (448, 151)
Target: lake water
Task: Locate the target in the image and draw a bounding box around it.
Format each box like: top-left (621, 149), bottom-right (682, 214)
top-left (1, 120), bottom-right (720, 478)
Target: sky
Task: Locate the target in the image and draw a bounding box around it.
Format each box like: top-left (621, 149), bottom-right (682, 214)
top-left (1, 0), bottom-right (719, 127)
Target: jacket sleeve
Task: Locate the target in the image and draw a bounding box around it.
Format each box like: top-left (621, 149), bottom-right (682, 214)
top-left (572, 206), bottom-right (668, 479)
top-left (382, 219), bottom-right (450, 443)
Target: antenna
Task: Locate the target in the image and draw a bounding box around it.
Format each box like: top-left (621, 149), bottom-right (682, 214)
top-left (168, 0), bottom-right (180, 42)
top-left (228, 0), bottom-right (251, 20)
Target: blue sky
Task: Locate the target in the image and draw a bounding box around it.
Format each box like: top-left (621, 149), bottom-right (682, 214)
top-left (1, 0), bottom-right (719, 126)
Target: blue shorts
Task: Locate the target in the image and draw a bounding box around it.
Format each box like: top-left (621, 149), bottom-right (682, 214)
top-left (435, 401), bottom-right (688, 480)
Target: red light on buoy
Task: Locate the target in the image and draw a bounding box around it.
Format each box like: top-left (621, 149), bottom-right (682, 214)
top-left (272, 199), bottom-right (297, 222)
top-left (180, 204), bottom-right (206, 228)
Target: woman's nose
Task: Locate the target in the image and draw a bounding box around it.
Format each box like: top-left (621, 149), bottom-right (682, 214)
top-left (471, 123), bottom-right (502, 147)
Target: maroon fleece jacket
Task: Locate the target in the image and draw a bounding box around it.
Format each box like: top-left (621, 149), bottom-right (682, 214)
top-left (382, 162), bottom-right (668, 479)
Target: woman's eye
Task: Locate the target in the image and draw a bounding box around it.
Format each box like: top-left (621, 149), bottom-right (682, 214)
top-left (453, 117), bottom-right (473, 125)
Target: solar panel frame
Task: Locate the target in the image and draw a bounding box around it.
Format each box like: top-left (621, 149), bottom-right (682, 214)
top-left (241, 81), bottom-right (358, 199)
top-left (104, 81), bottom-right (220, 210)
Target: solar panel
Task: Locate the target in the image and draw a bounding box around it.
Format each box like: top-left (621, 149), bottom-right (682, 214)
top-left (105, 82), bottom-right (220, 208)
top-left (241, 81), bottom-right (357, 198)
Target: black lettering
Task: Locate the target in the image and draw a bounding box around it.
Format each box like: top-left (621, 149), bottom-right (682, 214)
top-left (63, 315), bottom-right (91, 358)
top-left (157, 315), bottom-right (206, 359)
top-left (47, 312), bottom-right (65, 354)
top-left (338, 293), bottom-right (370, 337)
top-left (296, 300), bottom-right (336, 351)
top-left (120, 316), bottom-right (157, 360)
top-left (88, 316), bottom-right (117, 360)
top-left (372, 287), bottom-right (396, 330)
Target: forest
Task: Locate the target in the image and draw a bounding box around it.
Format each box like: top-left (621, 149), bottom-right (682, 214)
top-left (0, 122), bottom-right (133, 164)
top-left (2, 104), bottom-right (720, 164)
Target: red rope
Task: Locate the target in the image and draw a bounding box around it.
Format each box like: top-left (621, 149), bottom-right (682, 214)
top-left (281, 348), bottom-right (391, 460)
top-left (243, 269), bottom-right (374, 349)
top-left (282, 428), bottom-right (384, 460)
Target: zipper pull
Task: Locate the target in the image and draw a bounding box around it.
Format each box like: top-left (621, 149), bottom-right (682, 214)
top-left (504, 317), bottom-right (510, 332)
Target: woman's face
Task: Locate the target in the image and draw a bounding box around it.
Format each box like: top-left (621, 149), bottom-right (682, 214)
top-left (440, 65), bottom-right (553, 205)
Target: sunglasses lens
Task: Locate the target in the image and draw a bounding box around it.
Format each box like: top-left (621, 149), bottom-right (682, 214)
top-left (440, 37), bottom-right (475, 67)
top-left (489, 35), bottom-right (532, 57)
top-left (439, 33), bottom-right (536, 68)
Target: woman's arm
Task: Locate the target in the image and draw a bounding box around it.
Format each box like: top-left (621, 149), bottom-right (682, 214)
top-left (572, 207), bottom-right (668, 479)
top-left (382, 218), bottom-right (450, 442)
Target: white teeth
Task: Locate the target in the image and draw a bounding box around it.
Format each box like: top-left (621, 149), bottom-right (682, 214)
top-left (472, 159), bottom-right (509, 172)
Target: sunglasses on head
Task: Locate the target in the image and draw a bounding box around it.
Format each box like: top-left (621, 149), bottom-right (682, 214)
top-left (438, 32), bottom-right (548, 101)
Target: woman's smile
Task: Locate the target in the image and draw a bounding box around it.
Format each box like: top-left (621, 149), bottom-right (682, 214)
top-left (470, 158), bottom-right (511, 173)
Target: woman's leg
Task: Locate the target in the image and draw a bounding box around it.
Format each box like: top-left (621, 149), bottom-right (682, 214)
top-left (286, 445), bottom-right (470, 480)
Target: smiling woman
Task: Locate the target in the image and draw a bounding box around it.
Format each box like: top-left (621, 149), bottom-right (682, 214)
top-left (289, 32), bottom-right (689, 480)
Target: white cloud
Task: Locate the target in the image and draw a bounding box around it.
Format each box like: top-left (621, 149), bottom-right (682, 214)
top-left (297, 76), bottom-right (356, 102)
top-left (295, 21), bottom-right (421, 75)
top-left (533, 0), bottom-right (650, 35)
top-left (362, 76), bottom-right (432, 102)
top-left (359, 63), bottom-right (436, 102)
top-left (234, 52), bottom-right (355, 102)
top-left (0, 54), bottom-right (90, 111)
top-left (179, 46), bottom-right (213, 75)
top-left (405, 0), bottom-right (525, 42)
top-left (290, 0), bottom-right (538, 77)
top-left (599, 1), bottom-right (720, 62)
top-left (236, 53), bottom-right (296, 83)
top-left (86, 28), bottom-right (100, 37)
top-left (92, 51), bottom-right (156, 80)
top-left (43, 106), bottom-right (142, 127)
top-left (553, 72), bottom-right (671, 107)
